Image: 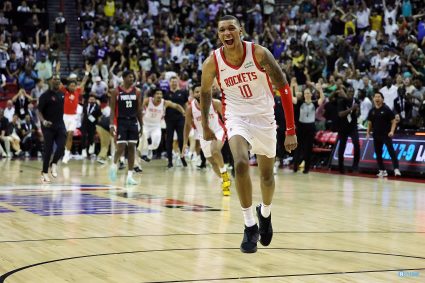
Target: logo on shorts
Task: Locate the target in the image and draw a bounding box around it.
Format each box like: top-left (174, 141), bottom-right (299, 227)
top-left (118, 135), bottom-right (121, 139)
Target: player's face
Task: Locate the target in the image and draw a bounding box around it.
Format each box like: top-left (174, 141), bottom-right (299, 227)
top-left (68, 82), bottom-right (76, 92)
top-left (154, 91), bottom-right (163, 102)
top-left (217, 20), bottom-right (242, 49)
top-left (124, 74), bottom-right (135, 85)
top-left (193, 87), bottom-right (201, 101)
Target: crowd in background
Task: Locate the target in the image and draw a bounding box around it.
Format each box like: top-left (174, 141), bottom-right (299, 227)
top-left (1, 0), bottom-right (425, 171)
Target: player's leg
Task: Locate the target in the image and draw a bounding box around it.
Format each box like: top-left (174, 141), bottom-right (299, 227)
top-left (110, 121), bottom-right (127, 181)
top-left (51, 127), bottom-right (67, 179)
top-left (229, 135), bottom-right (258, 253)
top-left (126, 121), bottom-right (139, 185)
top-left (176, 119), bottom-right (187, 167)
top-left (255, 154), bottom-right (275, 246)
top-left (210, 135), bottom-right (231, 196)
top-left (149, 126), bottom-right (162, 158)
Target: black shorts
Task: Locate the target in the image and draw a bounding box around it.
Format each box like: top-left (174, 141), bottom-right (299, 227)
top-left (117, 118), bottom-right (139, 143)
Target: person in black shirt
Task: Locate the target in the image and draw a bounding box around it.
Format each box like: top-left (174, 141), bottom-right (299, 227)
top-left (12, 88), bottom-right (33, 120)
top-left (0, 109), bottom-right (9, 157)
top-left (37, 74), bottom-right (66, 183)
top-left (109, 71), bottom-right (143, 185)
top-left (337, 87), bottom-right (360, 173)
top-left (367, 92), bottom-right (401, 177)
top-left (163, 76), bottom-right (188, 168)
top-left (81, 94), bottom-right (102, 157)
top-left (393, 86), bottom-right (413, 129)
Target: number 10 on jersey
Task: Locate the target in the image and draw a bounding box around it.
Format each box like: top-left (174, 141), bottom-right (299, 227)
top-left (238, 84), bottom-right (253, 98)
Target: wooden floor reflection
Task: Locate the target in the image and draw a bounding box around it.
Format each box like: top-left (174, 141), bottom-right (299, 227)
top-left (0, 158), bottom-right (424, 283)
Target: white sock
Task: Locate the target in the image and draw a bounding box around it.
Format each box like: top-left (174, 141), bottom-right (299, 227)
top-left (261, 203), bottom-right (272, 218)
top-left (111, 163), bottom-right (117, 170)
top-left (242, 206), bottom-right (256, 227)
top-left (65, 149), bottom-right (70, 156)
top-left (127, 171), bottom-right (133, 178)
top-left (219, 166), bottom-right (227, 173)
top-left (120, 156), bottom-right (125, 162)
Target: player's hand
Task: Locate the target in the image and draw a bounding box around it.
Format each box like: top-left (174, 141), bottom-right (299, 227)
top-left (203, 126), bottom-right (216, 141)
top-left (388, 131), bottom-right (394, 138)
top-left (42, 120), bottom-right (52, 128)
top-left (109, 125), bottom-right (116, 136)
top-left (284, 134), bottom-right (297, 153)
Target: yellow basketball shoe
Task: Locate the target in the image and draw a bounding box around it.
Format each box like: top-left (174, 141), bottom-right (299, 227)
top-left (221, 171), bottom-right (231, 196)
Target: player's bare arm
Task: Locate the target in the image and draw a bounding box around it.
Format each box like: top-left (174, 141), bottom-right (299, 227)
top-left (165, 100), bottom-right (185, 115)
top-left (212, 99), bottom-right (223, 116)
top-left (109, 88), bottom-right (117, 136)
top-left (182, 106), bottom-right (194, 154)
top-left (142, 97), bottom-right (149, 108)
top-left (200, 54), bottom-right (217, 141)
top-left (255, 45), bottom-right (288, 88)
top-left (255, 44), bottom-right (297, 152)
top-left (136, 88), bottom-right (144, 132)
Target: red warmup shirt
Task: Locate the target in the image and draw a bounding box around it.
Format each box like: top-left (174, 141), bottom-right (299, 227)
top-left (62, 86), bottom-right (82, 115)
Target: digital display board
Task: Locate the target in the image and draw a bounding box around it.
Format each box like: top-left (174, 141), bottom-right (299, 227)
top-left (331, 132), bottom-right (425, 174)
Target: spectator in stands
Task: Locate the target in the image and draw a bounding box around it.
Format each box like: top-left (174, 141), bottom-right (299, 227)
top-left (358, 89), bottom-right (373, 127)
top-left (54, 12), bottom-right (67, 50)
top-left (6, 51), bottom-right (21, 84)
top-left (0, 109), bottom-right (8, 157)
top-left (0, 43), bottom-right (9, 75)
top-left (90, 59), bottom-right (108, 82)
top-left (367, 91), bottom-right (401, 177)
top-left (31, 78), bottom-right (48, 102)
top-left (18, 66), bottom-right (38, 92)
top-left (19, 113), bottom-right (41, 157)
top-left (337, 87), bottom-right (360, 173)
top-left (17, 1), bottom-right (31, 12)
top-left (4, 100), bottom-right (14, 122)
top-left (91, 76), bottom-right (108, 102)
top-left (394, 85), bottom-right (413, 128)
top-left (12, 88), bottom-right (32, 120)
top-left (5, 114), bottom-right (23, 157)
top-left (0, 72), bottom-right (6, 94)
top-left (34, 54), bottom-right (52, 80)
top-left (380, 77), bottom-right (398, 110)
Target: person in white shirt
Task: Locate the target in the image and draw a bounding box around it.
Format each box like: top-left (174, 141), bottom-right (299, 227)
top-left (355, 1), bottom-right (370, 31)
top-left (358, 89), bottom-right (373, 126)
top-left (91, 76), bottom-right (108, 101)
top-left (4, 100), bottom-right (14, 122)
top-left (383, 0), bottom-right (400, 23)
top-left (375, 48), bottom-right (390, 81)
top-left (384, 17), bottom-right (399, 45)
top-left (380, 78), bottom-right (399, 110)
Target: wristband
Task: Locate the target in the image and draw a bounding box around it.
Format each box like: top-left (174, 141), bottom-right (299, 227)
top-left (278, 84), bottom-right (296, 135)
top-left (109, 125), bottom-right (116, 129)
top-left (85, 71), bottom-right (89, 76)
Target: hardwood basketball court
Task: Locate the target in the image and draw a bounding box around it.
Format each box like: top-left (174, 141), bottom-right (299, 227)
top-left (0, 159), bottom-right (424, 282)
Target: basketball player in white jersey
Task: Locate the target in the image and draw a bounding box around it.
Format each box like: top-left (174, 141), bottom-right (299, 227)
top-left (139, 88), bottom-right (185, 160)
top-left (182, 86), bottom-right (231, 196)
top-left (201, 15), bottom-right (297, 253)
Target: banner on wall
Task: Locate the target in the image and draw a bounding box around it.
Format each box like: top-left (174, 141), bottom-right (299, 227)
top-left (331, 132), bottom-right (425, 174)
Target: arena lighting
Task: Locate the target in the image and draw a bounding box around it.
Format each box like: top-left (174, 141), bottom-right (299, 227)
top-left (415, 132), bottom-right (425, 136)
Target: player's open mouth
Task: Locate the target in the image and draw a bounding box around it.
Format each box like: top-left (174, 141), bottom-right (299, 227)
top-left (224, 39), bottom-right (234, 46)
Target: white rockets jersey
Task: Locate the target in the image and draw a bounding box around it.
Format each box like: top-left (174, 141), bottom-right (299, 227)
top-left (191, 99), bottom-right (224, 138)
top-left (143, 97), bottom-right (165, 126)
top-left (213, 41), bottom-right (275, 119)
